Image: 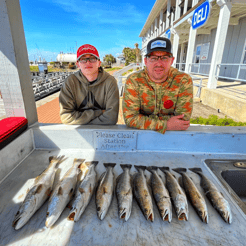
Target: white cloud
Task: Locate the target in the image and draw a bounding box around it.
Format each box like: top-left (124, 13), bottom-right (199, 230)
top-left (49, 0), bottom-right (145, 25)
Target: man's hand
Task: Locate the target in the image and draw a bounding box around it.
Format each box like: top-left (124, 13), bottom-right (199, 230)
top-left (166, 114), bottom-right (190, 131)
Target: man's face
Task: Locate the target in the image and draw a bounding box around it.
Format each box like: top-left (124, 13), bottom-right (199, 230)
top-left (76, 54), bottom-right (101, 78)
top-left (144, 51), bottom-right (175, 83)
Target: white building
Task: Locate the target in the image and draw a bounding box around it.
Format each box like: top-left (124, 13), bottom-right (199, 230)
top-left (139, 0), bottom-right (246, 89)
top-left (116, 53), bottom-right (126, 65)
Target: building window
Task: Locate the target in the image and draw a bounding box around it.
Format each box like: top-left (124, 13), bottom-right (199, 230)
top-left (194, 45), bottom-right (201, 63)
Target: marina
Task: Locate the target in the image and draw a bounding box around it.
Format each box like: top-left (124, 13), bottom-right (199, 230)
top-left (1, 0), bottom-right (246, 245)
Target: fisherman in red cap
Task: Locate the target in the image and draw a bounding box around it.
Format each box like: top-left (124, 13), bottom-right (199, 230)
top-left (59, 44), bottom-right (119, 125)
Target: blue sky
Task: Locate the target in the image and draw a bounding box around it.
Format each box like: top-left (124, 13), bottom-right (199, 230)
top-left (19, 0), bottom-right (154, 62)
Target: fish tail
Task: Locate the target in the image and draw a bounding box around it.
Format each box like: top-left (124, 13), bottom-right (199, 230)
top-left (49, 155), bottom-right (66, 167)
top-left (134, 165), bottom-right (146, 172)
top-left (159, 166), bottom-right (170, 173)
top-left (85, 161), bottom-right (99, 167)
top-left (120, 164), bottom-right (132, 170)
top-left (73, 158), bottom-right (86, 168)
top-left (189, 167), bottom-right (203, 175)
top-left (172, 168), bottom-right (187, 174)
top-left (146, 166), bottom-right (158, 173)
top-left (103, 163), bottom-right (116, 169)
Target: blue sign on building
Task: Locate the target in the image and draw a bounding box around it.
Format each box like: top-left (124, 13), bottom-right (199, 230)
top-left (165, 29), bottom-right (171, 39)
top-left (192, 1), bottom-right (211, 30)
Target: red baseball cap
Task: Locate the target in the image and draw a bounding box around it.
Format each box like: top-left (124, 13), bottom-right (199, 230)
top-left (77, 44), bottom-right (100, 61)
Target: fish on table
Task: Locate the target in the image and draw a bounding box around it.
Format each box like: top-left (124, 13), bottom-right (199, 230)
top-left (68, 161), bottom-right (98, 222)
top-left (189, 167), bottom-right (232, 224)
top-left (133, 165), bottom-right (154, 222)
top-left (173, 168), bottom-right (208, 223)
top-left (12, 155), bottom-right (66, 230)
top-left (45, 158), bottom-right (85, 228)
top-left (160, 167), bottom-right (188, 221)
top-left (147, 166), bottom-right (172, 222)
top-left (96, 163), bottom-right (116, 220)
top-left (116, 164), bottom-right (133, 222)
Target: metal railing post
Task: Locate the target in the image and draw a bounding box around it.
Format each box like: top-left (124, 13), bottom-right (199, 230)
top-left (236, 64), bottom-right (241, 80)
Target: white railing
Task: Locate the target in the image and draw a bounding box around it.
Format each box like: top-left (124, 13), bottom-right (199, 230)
top-left (113, 63), bottom-right (142, 95)
top-left (189, 63), bottom-right (211, 76)
top-left (216, 63), bottom-right (246, 83)
top-left (117, 76), bottom-right (128, 96)
top-left (113, 63), bottom-right (142, 80)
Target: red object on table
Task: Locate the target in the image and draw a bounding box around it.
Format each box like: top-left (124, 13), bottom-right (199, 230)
top-left (0, 117), bottom-right (28, 149)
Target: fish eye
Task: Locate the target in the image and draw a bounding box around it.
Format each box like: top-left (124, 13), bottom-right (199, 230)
top-left (97, 207), bottom-right (101, 211)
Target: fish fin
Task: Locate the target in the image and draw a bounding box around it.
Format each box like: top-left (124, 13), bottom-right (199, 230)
top-left (159, 166), bottom-right (170, 173)
top-left (58, 186), bottom-right (63, 195)
top-left (220, 192), bottom-right (225, 198)
top-left (49, 155), bottom-right (67, 168)
top-left (89, 184), bottom-right (92, 193)
top-left (120, 164), bottom-right (132, 170)
top-left (134, 165), bottom-right (146, 172)
top-left (172, 174), bottom-right (176, 179)
top-left (85, 161), bottom-right (99, 167)
top-left (26, 188), bottom-right (30, 194)
top-left (104, 163), bottom-right (116, 168)
top-left (172, 168), bottom-right (186, 174)
top-left (103, 186), bottom-right (108, 194)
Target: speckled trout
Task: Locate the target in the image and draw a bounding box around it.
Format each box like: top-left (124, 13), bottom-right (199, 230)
top-left (45, 158), bottom-right (85, 228)
top-left (173, 168), bottom-right (208, 223)
top-left (96, 163), bottom-right (116, 220)
top-left (133, 165), bottom-right (154, 222)
top-left (189, 167), bottom-right (232, 224)
top-left (116, 164), bottom-right (133, 222)
top-left (160, 167), bottom-right (188, 221)
top-left (68, 161), bottom-right (98, 222)
top-left (147, 166), bottom-right (172, 222)
top-left (12, 155), bottom-right (66, 230)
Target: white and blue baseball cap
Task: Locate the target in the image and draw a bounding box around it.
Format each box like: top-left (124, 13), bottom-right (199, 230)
top-left (146, 37), bottom-right (172, 56)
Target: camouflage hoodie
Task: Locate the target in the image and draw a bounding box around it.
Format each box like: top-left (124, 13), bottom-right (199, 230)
top-left (59, 67), bottom-right (119, 125)
top-left (122, 67), bottom-right (193, 134)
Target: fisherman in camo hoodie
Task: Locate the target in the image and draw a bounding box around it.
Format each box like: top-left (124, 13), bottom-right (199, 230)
top-left (59, 44), bottom-right (119, 125)
top-left (122, 37), bottom-right (193, 134)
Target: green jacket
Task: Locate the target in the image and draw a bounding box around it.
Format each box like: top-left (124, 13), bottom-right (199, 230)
top-left (59, 68), bottom-right (119, 125)
top-left (122, 67), bottom-right (193, 134)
